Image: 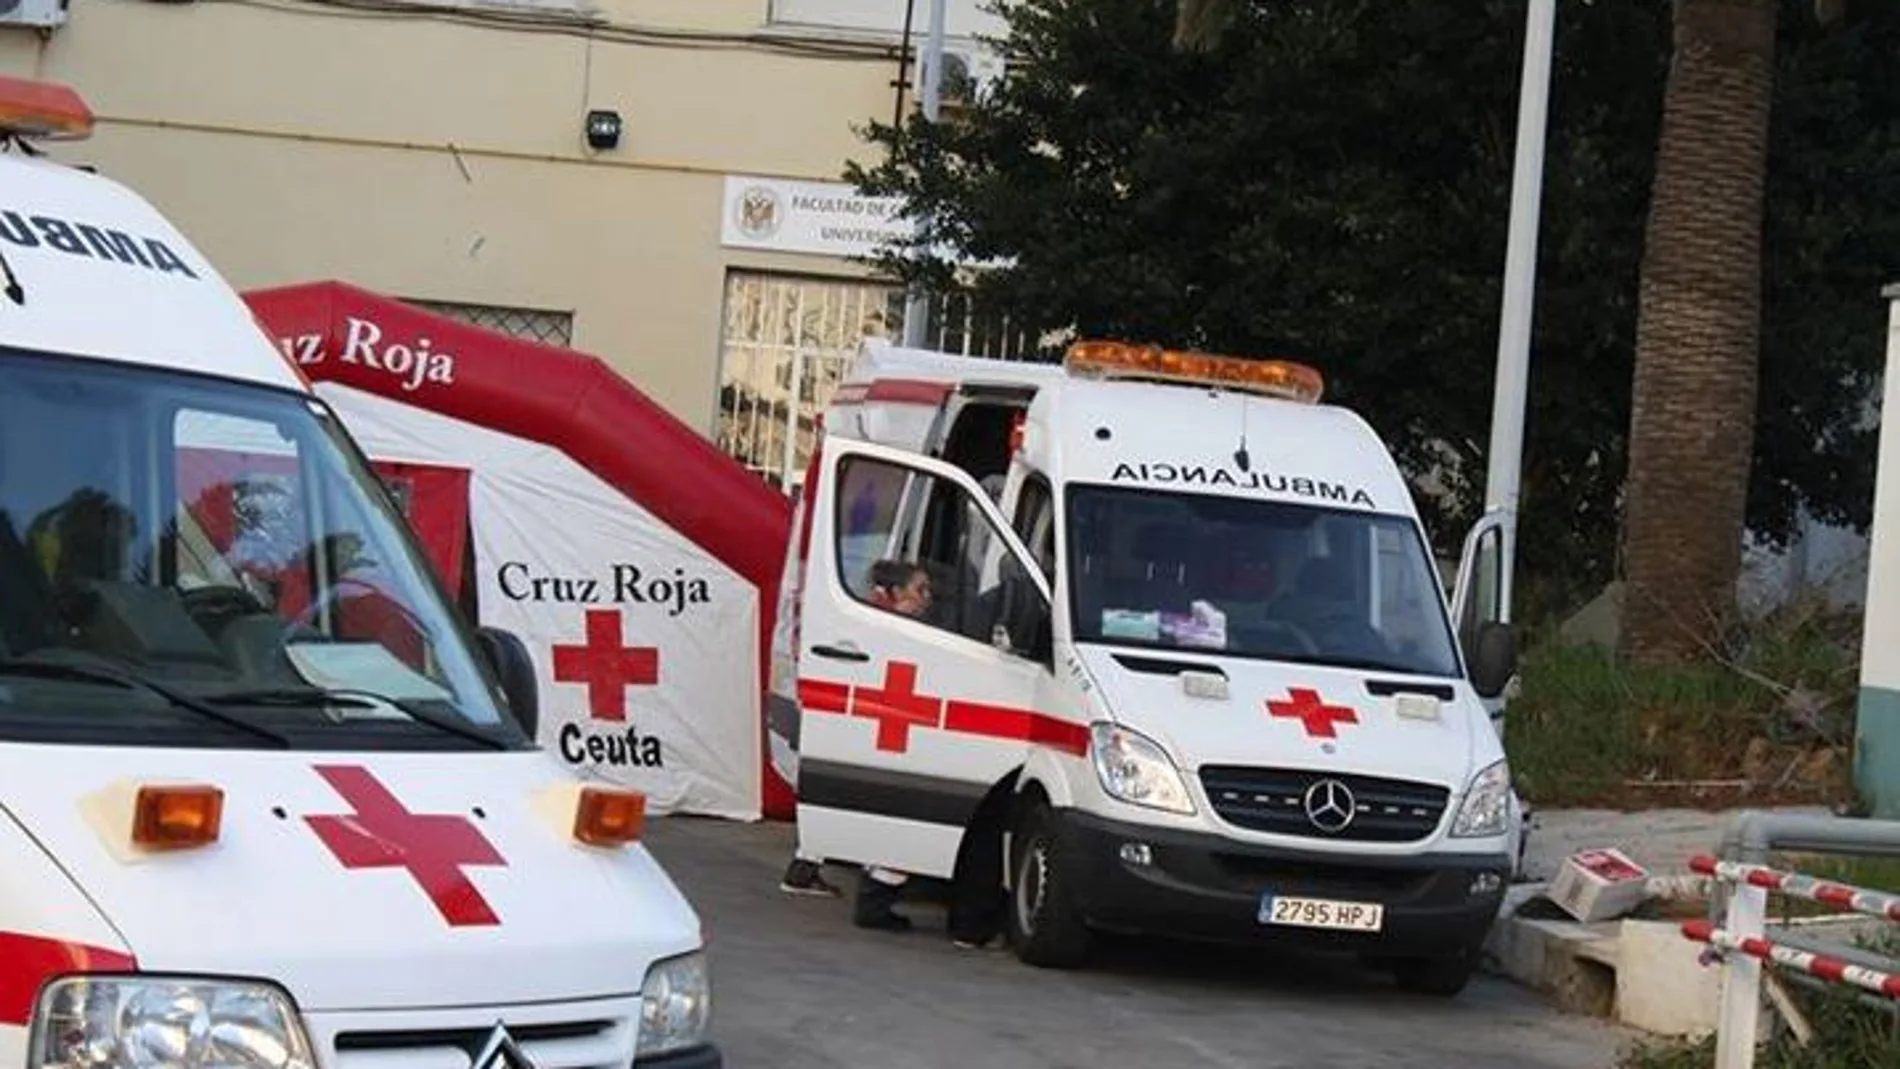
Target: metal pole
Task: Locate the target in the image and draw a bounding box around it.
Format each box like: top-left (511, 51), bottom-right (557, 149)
top-left (892, 0), bottom-right (918, 131)
top-left (1712, 881), bottom-right (1766, 1069)
top-left (1481, 0), bottom-right (1556, 624)
top-left (900, 0), bottom-right (949, 349)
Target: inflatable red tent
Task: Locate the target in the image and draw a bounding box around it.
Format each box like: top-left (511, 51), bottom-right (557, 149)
top-left (244, 281), bottom-right (795, 821)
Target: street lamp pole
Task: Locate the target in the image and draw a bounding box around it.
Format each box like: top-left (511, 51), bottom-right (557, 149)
top-left (900, 0), bottom-right (949, 349)
top-left (1481, 0), bottom-right (1556, 625)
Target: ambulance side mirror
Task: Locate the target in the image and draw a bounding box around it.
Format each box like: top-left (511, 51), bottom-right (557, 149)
top-left (477, 626), bottom-right (540, 740)
top-left (1468, 621), bottom-right (1518, 701)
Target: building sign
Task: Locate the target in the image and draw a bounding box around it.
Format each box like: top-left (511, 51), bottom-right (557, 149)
top-left (767, 0), bottom-right (1005, 39)
top-left (720, 175), bottom-right (914, 260)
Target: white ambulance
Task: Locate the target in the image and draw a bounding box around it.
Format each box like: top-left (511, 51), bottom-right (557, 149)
top-left (773, 334), bottom-right (1523, 996)
top-left (0, 77), bottom-right (719, 1067)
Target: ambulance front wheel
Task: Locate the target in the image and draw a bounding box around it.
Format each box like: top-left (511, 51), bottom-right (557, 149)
top-left (1007, 802), bottom-right (1092, 968)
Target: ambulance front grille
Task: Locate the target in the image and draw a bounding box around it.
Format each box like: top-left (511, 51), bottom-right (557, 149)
top-left (325, 1014), bottom-right (632, 1069)
top-left (1198, 765), bottom-right (1450, 843)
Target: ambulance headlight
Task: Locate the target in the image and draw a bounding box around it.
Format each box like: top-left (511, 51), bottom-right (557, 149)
top-left (27, 976), bottom-right (315, 1069)
top-left (636, 950), bottom-right (713, 1057)
top-left (1451, 759), bottom-right (1513, 839)
top-left (1090, 722), bottom-right (1195, 815)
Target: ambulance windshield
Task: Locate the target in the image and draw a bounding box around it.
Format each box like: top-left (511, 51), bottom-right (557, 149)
top-left (1065, 485), bottom-right (1462, 679)
top-left (0, 349), bottom-right (525, 750)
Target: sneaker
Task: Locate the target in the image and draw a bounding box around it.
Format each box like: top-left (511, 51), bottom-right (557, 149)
top-left (779, 859), bottom-right (841, 898)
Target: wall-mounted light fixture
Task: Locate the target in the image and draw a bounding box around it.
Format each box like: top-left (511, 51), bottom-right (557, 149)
top-left (585, 109), bottom-right (622, 152)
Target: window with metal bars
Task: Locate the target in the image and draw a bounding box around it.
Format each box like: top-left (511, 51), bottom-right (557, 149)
top-left (715, 270), bottom-right (1056, 493)
top-left (403, 298), bottom-right (575, 349)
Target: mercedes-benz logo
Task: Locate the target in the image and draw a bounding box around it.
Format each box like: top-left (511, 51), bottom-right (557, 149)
top-left (473, 1022), bottom-right (537, 1069)
top-left (1302, 778), bottom-right (1358, 833)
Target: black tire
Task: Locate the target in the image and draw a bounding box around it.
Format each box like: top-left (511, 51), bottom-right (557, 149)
top-left (1391, 947), bottom-right (1477, 998)
top-left (1006, 802), bottom-right (1092, 968)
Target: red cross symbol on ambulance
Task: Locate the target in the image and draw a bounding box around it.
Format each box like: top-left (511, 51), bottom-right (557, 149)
top-left (1267, 687), bottom-right (1359, 739)
top-left (305, 765), bottom-right (507, 927)
top-left (552, 609), bottom-right (660, 722)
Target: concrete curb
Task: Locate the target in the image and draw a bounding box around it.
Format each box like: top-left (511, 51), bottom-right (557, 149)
top-left (1483, 880), bottom-right (1887, 1038)
top-left (1482, 885), bottom-right (1620, 1019)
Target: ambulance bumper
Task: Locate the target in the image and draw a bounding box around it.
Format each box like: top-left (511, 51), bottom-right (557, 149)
top-left (635, 1043), bottom-right (723, 1069)
top-left (1062, 810), bottom-right (1510, 957)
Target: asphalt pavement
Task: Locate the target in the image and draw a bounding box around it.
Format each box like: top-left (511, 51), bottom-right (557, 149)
top-left (642, 816), bottom-right (1638, 1069)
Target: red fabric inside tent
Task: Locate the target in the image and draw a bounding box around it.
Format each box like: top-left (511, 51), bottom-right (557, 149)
top-left (242, 281), bottom-right (796, 819)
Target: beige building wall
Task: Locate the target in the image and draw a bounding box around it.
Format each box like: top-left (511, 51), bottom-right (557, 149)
top-left (0, 0), bottom-right (956, 447)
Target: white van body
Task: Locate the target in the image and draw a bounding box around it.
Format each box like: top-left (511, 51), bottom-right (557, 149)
top-left (0, 80), bottom-right (718, 1068)
top-left (777, 337), bottom-right (1522, 995)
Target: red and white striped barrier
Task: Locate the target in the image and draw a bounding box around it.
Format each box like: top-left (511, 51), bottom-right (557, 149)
top-left (1681, 918), bottom-right (1900, 1000)
top-left (1689, 853), bottom-right (1900, 924)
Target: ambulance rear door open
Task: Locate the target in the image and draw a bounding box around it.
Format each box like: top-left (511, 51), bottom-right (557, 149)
top-left (795, 436), bottom-right (1057, 879)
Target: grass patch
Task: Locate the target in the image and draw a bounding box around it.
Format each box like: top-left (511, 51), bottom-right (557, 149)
top-left (1505, 599), bottom-right (1861, 810)
top-left (1621, 990), bottom-right (1900, 1069)
top-left (1800, 856), bottom-right (1900, 896)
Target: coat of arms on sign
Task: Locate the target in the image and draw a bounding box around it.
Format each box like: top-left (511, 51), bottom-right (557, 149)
top-left (737, 185), bottom-right (782, 240)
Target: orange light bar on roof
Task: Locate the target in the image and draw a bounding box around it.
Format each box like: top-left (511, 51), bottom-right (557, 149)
top-left (1064, 339), bottom-right (1325, 404)
top-left (574, 786), bottom-right (647, 848)
top-left (0, 75), bottom-right (94, 142)
top-left (131, 785), bottom-right (224, 851)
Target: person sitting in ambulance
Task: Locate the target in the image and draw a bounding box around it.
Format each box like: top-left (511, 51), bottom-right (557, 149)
top-left (21, 489), bottom-right (143, 656)
top-left (867, 558), bottom-right (934, 618)
top-left (784, 559), bottom-right (943, 907)
top-left (853, 558), bottom-right (937, 931)
top-left (1278, 552), bottom-right (1396, 663)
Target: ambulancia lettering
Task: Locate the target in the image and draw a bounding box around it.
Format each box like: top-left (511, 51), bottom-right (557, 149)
top-left (1109, 461), bottom-right (1375, 507)
top-left (0, 209), bottom-right (199, 279)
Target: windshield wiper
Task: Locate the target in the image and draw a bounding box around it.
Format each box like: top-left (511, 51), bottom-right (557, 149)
top-left (203, 687), bottom-right (512, 752)
top-left (0, 659), bottom-right (293, 748)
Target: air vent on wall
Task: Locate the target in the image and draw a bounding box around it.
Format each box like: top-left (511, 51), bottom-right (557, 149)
top-left (0, 0), bottom-right (70, 29)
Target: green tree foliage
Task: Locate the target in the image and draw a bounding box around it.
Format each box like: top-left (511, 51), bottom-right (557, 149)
top-left (845, 0), bottom-right (1900, 624)
top-left (1752, 4), bottom-right (1900, 546)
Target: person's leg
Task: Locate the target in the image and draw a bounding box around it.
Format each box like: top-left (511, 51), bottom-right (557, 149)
top-left (853, 866), bottom-right (913, 930)
top-left (947, 792), bottom-right (1010, 948)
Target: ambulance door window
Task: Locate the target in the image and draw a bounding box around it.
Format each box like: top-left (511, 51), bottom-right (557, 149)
top-left (1011, 474), bottom-right (1056, 580)
top-left (835, 455), bottom-right (910, 604)
top-left (835, 454), bottom-right (1048, 661)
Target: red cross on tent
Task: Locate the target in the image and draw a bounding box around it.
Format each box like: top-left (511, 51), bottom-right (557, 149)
top-left (304, 764), bottom-right (508, 927)
top-left (553, 609), bottom-right (660, 722)
top-left (1267, 687), bottom-right (1360, 739)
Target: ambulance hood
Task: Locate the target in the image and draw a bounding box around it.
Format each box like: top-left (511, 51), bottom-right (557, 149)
top-left (0, 744), bottom-right (699, 1012)
top-left (1072, 646), bottom-right (1493, 795)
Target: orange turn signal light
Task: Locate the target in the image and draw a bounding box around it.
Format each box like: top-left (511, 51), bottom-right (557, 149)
top-left (131, 785), bottom-right (224, 850)
top-left (574, 786), bottom-right (646, 848)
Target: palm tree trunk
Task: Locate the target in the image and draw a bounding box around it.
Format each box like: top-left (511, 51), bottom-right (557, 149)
top-left (1173, 0), bottom-right (1234, 53)
top-left (1618, 0), bottom-right (1778, 666)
